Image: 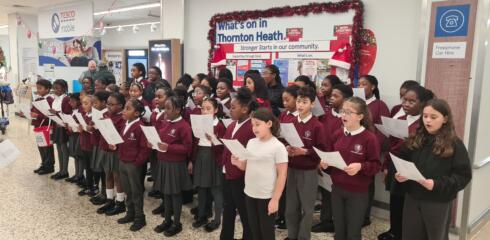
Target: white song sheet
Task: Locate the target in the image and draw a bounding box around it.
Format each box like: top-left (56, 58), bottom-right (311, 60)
top-left (280, 123), bottom-right (304, 147)
top-left (313, 147), bottom-right (347, 170)
top-left (390, 153), bottom-right (426, 181)
top-left (96, 119), bottom-right (124, 145)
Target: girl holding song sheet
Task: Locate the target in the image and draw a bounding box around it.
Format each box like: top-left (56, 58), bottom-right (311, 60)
top-left (191, 98), bottom-right (226, 232)
top-left (379, 85), bottom-right (434, 240)
top-left (321, 96), bottom-right (381, 240)
top-left (395, 99), bottom-right (472, 240)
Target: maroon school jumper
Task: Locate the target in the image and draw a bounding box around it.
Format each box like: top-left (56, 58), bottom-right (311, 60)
top-left (278, 111), bottom-right (298, 124)
top-left (221, 119), bottom-right (255, 180)
top-left (157, 117), bottom-right (193, 162)
top-left (150, 108), bottom-right (167, 131)
top-left (320, 109), bottom-right (344, 151)
top-left (317, 94), bottom-right (332, 114)
top-left (367, 97), bottom-right (390, 149)
top-left (99, 112), bottom-right (125, 152)
top-left (330, 128), bottom-right (381, 192)
top-left (31, 95), bottom-right (54, 127)
top-left (117, 119), bottom-right (150, 166)
top-left (79, 111), bottom-right (93, 152)
top-left (289, 115), bottom-right (327, 170)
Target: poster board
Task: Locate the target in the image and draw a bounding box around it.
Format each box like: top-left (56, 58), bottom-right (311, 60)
top-left (102, 49), bottom-right (125, 84)
top-left (208, 1), bottom-right (364, 87)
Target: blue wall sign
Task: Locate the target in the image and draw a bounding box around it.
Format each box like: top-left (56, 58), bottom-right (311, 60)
top-left (435, 4), bottom-right (470, 37)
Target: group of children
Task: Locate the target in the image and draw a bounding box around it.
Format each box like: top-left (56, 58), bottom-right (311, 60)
top-left (29, 63), bottom-right (472, 240)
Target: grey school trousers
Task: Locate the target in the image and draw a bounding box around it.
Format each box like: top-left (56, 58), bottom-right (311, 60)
top-left (119, 161), bottom-right (145, 219)
top-left (331, 185), bottom-right (369, 240)
top-left (402, 194), bottom-right (451, 240)
top-left (285, 168), bottom-right (318, 240)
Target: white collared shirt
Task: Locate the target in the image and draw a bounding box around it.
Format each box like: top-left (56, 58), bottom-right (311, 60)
top-left (297, 113), bottom-right (313, 124)
top-left (393, 107), bottom-right (406, 119)
top-left (219, 97), bottom-right (230, 105)
top-left (52, 94), bottom-right (66, 111)
top-left (331, 108), bottom-right (341, 118)
top-left (287, 111), bottom-right (299, 117)
top-left (154, 108), bottom-right (165, 120)
top-left (135, 76), bottom-right (144, 84)
top-left (232, 118), bottom-right (250, 137)
top-left (72, 109), bottom-right (78, 116)
top-left (343, 126), bottom-right (365, 136)
top-left (366, 96), bottom-right (376, 105)
top-left (407, 114), bottom-right (420, 126)
top-left (168, 116), bottom-right (183, 123)
top-left (123, 118), bottom-right (140, 135)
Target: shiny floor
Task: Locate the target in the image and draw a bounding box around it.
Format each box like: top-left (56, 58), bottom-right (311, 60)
top-left (0, 114), bottom-right (487, 240)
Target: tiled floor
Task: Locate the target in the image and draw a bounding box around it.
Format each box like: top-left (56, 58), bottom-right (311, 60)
top-left (0, 113), bottom-right (487, 239)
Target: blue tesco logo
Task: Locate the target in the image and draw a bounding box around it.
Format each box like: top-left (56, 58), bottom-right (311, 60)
top-left (435, 4), bottom-right (470, 37)
top-left (51, 13), bottom-right (60, 33)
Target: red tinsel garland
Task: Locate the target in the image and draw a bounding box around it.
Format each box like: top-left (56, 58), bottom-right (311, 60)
top-left (207, 0), bottom-right (364, 80)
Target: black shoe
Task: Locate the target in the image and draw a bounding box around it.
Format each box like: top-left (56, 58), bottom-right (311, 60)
top-left (50, 172), bottom-right (60, 179)
top-left (117, 214), bottom-right (135, 224)
top-left (311, 221), bottom-right (335, 233)
top-left (65, 176), bottom-right (77, 182)
top-left (106, 201), bottom-right (126, 216)
top-left (38, 168), bottom-right (54, 175)
top-left (87, 188), bottom-right (99, 197)
top-left (276, 219), bottom-right (287, 229)
top-left (148, 190), bottom-right (161, 198)
top-left (97, 200), bottom-right (115, 214)
top-left (53, 173), bottom-right (69, 180)
top-left (147, 176), bottom-right (153, 182)
top-left (33, 166), bottom-right (43, 173)
top-left (314, 204), bottom-right (322, 212)
top-left (90, 194), bottom-right (107, 205)
top-left (164, 223), bottom-right (182, 237)
top-left (378, 231), bottom-right (396, 240)
top-left (129, 218), bottom-right (146, 231)
top-left (204, 220), bottom-right (220, 232)
top-left (192, 218), bottom-right (208, 228)
top-left (152, 203), bottom-right (164, 215)
top-left (154, 220), bottom-right (172, 233)
top-left (78, 188), bottom-right (88, 196)
top-left (284, 238), bottom-right (297, 240)
top-left (362, 218), bottom-right (371, 227)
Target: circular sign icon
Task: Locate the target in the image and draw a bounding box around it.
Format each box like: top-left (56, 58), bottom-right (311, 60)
top-left (439, 9), bottom-right (465, 33)
top-left (51, 13), bottom-right (60, 33)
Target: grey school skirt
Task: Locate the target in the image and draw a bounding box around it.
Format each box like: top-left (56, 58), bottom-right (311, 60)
top-left (154, 160), bottom-right (192, 195)
top-left (90, 146), bottom-right (103, 172)
top-left (98, 149), bottom-right (120, 173)
top-left (193, 146), bottom-right (222, 188)
top-left (53, 125), bottom-right (69, 143)
top-left (68, 134), bottom-right (83, 158)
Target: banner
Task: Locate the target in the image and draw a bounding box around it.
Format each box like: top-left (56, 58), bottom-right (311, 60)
top-left (38, 2), bottom-right (94, 39)
top-left (38, 37), bottom-right (101, 67)
top-left (149, 40), bottom-right (173, 81)
top-left (214, 11), bottom-right (356, 86)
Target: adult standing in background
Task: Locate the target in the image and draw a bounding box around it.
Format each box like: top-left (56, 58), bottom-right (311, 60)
top-left (94, 62), bottom-right (116, 86)
top-left (78, 60), bottom-right (98, 90)
top-left (262, 64), bottom-right (284, 116)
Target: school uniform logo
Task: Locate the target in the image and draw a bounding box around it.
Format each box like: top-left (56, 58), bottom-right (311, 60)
top-left (128, 132), bottom-right (136, 141)
top-left (303, 130), bottom-right (312, 140)
top-left (351, 144), bottom-right (364, 155)
top-left (168, 129), bottom-right (176, 137)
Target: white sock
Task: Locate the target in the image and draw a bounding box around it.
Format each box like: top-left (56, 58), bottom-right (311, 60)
top-left (116, 192), bottom-right (125, 202)
top-left (106, 189), bottom-right (114, 199)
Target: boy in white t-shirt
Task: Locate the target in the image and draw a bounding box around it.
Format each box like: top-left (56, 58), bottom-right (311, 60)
top-left (231, 108), bottom-right (288, 240)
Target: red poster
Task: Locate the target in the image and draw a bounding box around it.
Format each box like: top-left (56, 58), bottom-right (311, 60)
top-left (286, 28), bottom-right (303, 42)
top-left (334, 25), bottom-right (352, 40)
